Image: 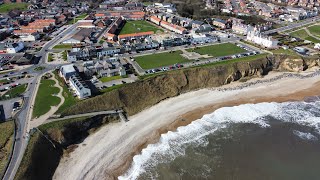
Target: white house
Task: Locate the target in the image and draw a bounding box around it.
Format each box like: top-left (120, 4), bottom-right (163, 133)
top-left (60, 64), bottom-right (77, 81)
top-left (1, 42), bottom-right (25, 53)
top-left (232, 22), bottom-right (254, 35)
top-left (69, 74), bottom-right (91, 99)
top-left (247, 30), bottom-right (278, 48)
top-left (20, 32), bottom-right (40, 42)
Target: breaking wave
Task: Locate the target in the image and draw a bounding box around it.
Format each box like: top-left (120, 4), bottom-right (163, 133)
top-left (119, 101), bottom-right (320, 180)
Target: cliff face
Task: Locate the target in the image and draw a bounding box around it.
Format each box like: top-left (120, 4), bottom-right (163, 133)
top-left (62, 56), bottom-right (274, 116)
top-left (61, 54), bottom-right (320, 117)
top-left (15, 115), bottom-right (119, 180)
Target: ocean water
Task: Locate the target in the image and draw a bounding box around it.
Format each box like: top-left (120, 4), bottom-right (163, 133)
top-left (119, 100), bottom-right (320, 180)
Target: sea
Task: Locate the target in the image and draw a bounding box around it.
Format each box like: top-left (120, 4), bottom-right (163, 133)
top-left (119, 99), bottom-right (320, 180)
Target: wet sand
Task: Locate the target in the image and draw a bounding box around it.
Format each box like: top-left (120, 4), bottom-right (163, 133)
top-left (53, 70), bottom-right (320, 180)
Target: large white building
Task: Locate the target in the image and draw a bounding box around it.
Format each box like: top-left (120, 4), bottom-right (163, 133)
top-left (247, 30), bottom-right (278, 48)
top-left (60, 64), bottom-right (77, 81)
top-left (69, 75), bottom-right (91, 99)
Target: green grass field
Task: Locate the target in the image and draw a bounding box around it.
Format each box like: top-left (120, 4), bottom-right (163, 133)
top-left (307, 25), bottom-right (320, 37)
top-left (0, 121), bottom-right (14, 175)
top-left (290, 29), bottom-right (320, 43)
top-left (271, 49), bottom-right (299, 57)
top-left (0, 2), bottom-right (29, 13)
top-left (119, 20), bottom-right (163, 35)
top-left (53, 44), bottom-right (72, 49)
top-left (33, 79), bottom-right (61, 118)
top-left (53, 72), bottom-right (78, 115)
top-left (135, 51), bottom-right (189, 69)
top-left (99, 75), bottom-right (123, 83)
top-left (2, 84), bottom-right (27, 99)
top-left (187, 43), bottom-right (246, 57)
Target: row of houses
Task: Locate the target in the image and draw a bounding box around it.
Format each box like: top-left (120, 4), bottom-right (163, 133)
top-left (150, 16), bottom-right (187, 34)
top-left (0, 42), bottom-right (24, 54)
top-left (82, 59), bottom-right (126, 78)
top-left (95, 11), bottom-right (145, 21)
top-left (67, 46), bottom-right (122, 62)
top-left (60, 64), bottom-right (91, 99)
top-left (13, 18), bottom-right (56, 35)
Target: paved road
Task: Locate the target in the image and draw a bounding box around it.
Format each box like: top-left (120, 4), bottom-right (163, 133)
top-left (263, 16), bottom-right (320, 35)
top-left (2, 23), bottom-right (78, 180)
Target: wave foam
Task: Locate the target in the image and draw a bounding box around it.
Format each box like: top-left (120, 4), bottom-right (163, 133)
top-left (119, 101), bottom-right (320, 180)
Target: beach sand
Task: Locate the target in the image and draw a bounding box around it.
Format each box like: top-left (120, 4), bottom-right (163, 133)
top-left (53, 70), bottom-right (320, 180)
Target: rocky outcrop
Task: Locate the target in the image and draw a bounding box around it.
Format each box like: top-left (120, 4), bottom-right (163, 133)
top-left (281, 58), bottom-right (306, 72)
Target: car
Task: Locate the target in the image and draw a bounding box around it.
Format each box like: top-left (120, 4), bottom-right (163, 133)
top-left (9, 72), bottom-right (14, 74)
top-left (22, 71), bottom-right (28, 74)
top-left (3, 75), bottom-right (8, 77)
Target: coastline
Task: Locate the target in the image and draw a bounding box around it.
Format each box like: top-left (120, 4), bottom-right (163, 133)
top-left (53, 69), bottom-right (320, 180)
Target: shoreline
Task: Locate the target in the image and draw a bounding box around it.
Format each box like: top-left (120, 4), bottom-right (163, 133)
top-left (53, 69), bottom-right (320, 180)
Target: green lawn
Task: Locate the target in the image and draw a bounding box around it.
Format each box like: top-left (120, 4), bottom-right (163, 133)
top-left (119, 20), bottom-right (163, 35)
top-left (53, 44), bottom-right (72, 49)
top-left (99, 75), bottom-right (128, 83)
top-left (0, 2), bottom-right (29, 13)
top-left (187, 43), bottom-right (246, 57)
top-left (53, 72), bottom-right (78, 115)
top-left (33, 79), bottom-right (61, 118)
top-left (135, 50), bottom-right (189, 69)
top-left (307, 25), bottom-right (320, 37)
top-left (2, 84), bottom-right (27, 99)
top-left (48, 53), bottom-right (53, 62)
top-left (290, 29), bottom-right (320, 43)
top-left (0, 121), bottom-right (14, 175)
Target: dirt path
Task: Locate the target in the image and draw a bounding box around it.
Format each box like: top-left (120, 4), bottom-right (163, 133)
top-left (30, 72), bottom-right (65, 128)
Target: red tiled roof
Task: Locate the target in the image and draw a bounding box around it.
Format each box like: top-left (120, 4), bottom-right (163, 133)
top-left (118, 31), bottom-right (154, 39)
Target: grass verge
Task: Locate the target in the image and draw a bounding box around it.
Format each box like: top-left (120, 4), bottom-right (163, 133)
top-left (0, 121), bottom-right (14, 176)
top-left (99, 75), bottom-right (128, 83)
top-left (48, 53), bottom-right (53, 62)
top-left (1, 84), bottom-right (27, 99)
top-left (53, 44), bottom-right (72, 49)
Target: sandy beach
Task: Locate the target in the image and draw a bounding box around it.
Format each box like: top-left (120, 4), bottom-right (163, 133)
top-left (53, 69), bottom-right (320, 180)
